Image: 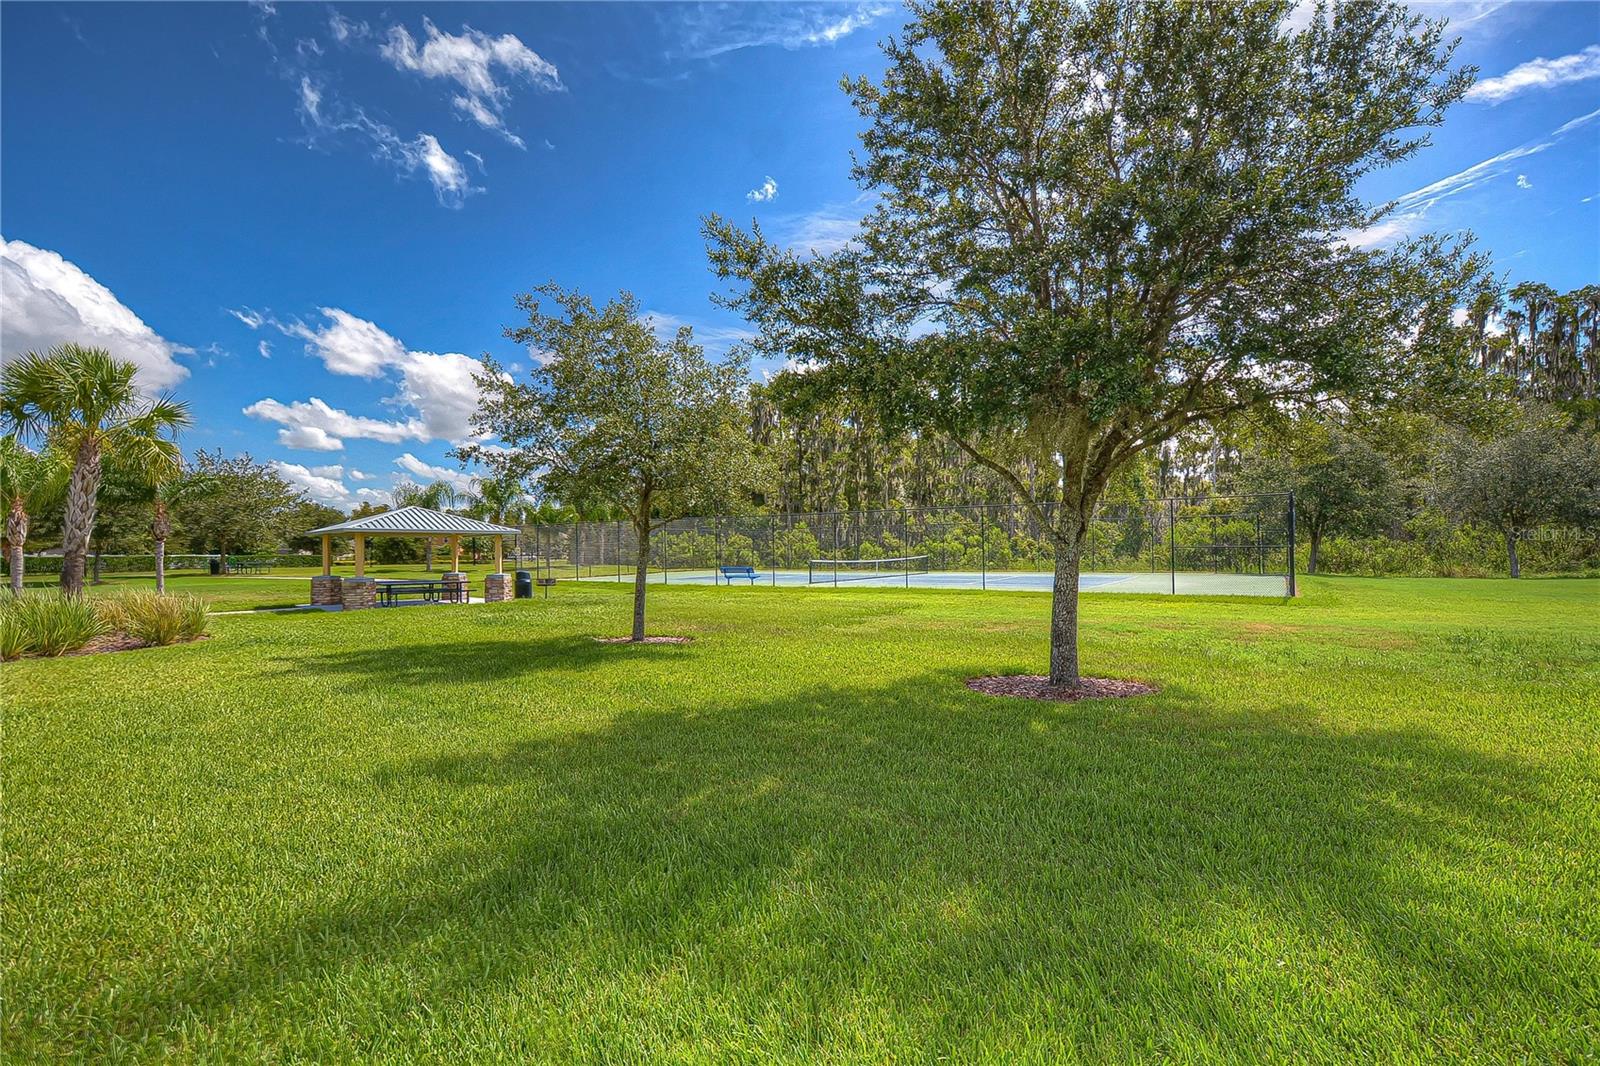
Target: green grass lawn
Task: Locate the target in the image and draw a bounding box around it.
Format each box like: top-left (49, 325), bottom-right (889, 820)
top-left (4, 577), bottom-right (1597, 1062)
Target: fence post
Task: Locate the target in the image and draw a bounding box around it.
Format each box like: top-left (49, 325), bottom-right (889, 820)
top-left (1286, 492), bottom-right (1297, 597)
top-left (981, 505), bottom-right (988, 590)
top-left (715, 516), bottom-right (722, 585)
top-left (771, 514), bottom-right (777, 586)
top-left (1168, 497), bottom-right (1177, 594)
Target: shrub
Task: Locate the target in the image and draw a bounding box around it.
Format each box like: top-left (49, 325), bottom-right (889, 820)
top-left (0, 593), bottom-right (107, 658)
top-left (97, 591), bottom-right (209, 646)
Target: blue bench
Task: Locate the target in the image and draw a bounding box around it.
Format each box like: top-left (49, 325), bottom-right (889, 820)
top-left (719, 566), bottom-right (761, 585)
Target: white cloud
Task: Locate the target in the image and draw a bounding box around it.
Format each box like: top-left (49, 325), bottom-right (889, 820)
top-left (666, 3), bottom-right (890, 59)
top-left (294, 72), bottom-right (480, 207)
top-left (1, 237), bottom-right (189, 390)
top-left (780, 201), bottom-right (868, 255)
top-left (243, 396), bottom-right (429, 450)
top-left (380, 18), bottom-right (560, 147)
top-left (281, 307), bottom-right (407, 378)
top-left (258, 339), bottom-right (273, 359)
top-left (1516, 174), bottom-right (1532, 189)
top-left (309, 464), bottom-right (344, 478)
top-left (349, 469), bottom-right (373, 480)
top-left (272, 459), bottom-right (357, 507)
top-left (746, 176), bottom-right (779, 203)
top-left (228, 307), bottom-right (266, 329)
top-left (1466, 45), bottom-right (1600, 103)
top-left (644, 310), bottom-right (754, 355)
top-left (1336, 107), bottom-right (1598, 247)
top-left (394, 452), bottom-right (477, 495)
top-left (242, 308), bottom-right (489, 448)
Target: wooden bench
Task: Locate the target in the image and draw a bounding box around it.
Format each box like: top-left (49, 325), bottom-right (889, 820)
top-left (719, 566), bottom-right (761, 585)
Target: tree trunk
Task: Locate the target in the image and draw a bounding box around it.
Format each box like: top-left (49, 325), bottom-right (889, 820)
top-left (1307, 529), bottom-right (1321, 575)
top-left (152, 501), bottom-right (170, 594)
top-left (7, 499), bottom-right (27, 595)
top-left (1506, 530), bottom-right (1521, 578)
top-left (219, 538), bottom-right (229, 575)
top-left (58, 440), bottom-right (102, 597)
top-left (92, 548), bottom-right (104, 585)
top-left (632, 521), bottom-right (650, 642)
top-left (1048, 533), bottom-right (1085, 688)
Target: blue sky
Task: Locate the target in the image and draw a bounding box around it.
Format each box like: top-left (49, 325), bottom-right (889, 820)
top-left (2, 2), bottom-right (1597, 510)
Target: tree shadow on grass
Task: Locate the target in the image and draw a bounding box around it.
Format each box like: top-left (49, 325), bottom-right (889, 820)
top-left (266, 635), bottom-right (698, 690)
top-left (107, 675), bottom-right (1580, 1060)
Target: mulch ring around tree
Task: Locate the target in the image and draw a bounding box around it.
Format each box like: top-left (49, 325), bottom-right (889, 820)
top-left (592, 636), bottom-right (694, 645)
top-left (965, 674), bottom-right (1157, 702)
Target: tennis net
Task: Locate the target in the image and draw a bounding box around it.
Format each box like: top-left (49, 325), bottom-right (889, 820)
top-left (808, 555), bottom-right (932, 585)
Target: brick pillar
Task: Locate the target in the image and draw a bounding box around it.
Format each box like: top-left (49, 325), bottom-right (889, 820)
top-left (311, 575), bottom-right (343, 606)
top-left (443, 571), bottom-right (468, 604)
top-left (483, 573), bottom-right (513, 603)
top-left (341, 576), bottom-right (376, 610)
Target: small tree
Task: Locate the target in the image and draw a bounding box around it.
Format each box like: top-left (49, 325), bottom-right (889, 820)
top-left (459, 284), bottom-right (765, 641)
top-left (171, 450), bottom-right (304, 569)
top-left (707, 0), bottom-right (1480, 686)
top-left (1433, 419), bottom-right (1600, 577)
top-left (1239, 421), bottom-right (1399, 574)
top-left (1, 344), bottom-right (190, 596)
top-left (0, 436), bottom-right (67, 595)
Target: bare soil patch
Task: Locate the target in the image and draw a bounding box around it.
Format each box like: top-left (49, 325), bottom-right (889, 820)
top-left (965, 674), bottom-right (1156, 701)
top-left (592, 635), bottom-right (694, 645)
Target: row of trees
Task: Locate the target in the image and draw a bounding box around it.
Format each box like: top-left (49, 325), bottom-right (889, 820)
top-left (463, 0), bottom-right (1598, 685)
top-left (1464, 280), bottom-right (1600, 402)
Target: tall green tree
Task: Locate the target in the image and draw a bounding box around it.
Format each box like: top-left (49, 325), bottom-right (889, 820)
top-left (1239, 421), bottom-right (1399, 574)
top-left (707, 0), bottom-right (1480, 685)
top-left (171, 450), bottom-right (304, 570)
top-left (1433, 416), bottom-right (1600, 577)
top-left (1, 344), bottom-right (190, 596)
top-left (0, 436), bottom-right (66, 595)
top-left (459, 284), bottom-right (766, 641)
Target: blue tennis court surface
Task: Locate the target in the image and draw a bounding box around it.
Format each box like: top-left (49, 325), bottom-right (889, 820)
top-left (576, 569), bottom-right (1287, 596)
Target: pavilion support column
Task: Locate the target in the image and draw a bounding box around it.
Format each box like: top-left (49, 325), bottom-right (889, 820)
top-left (321, 535), bottom-right (331, 576)
top-left (451, 535), bottom-right (461, 571)
top-left (354, 534), bottom-right (366, 577)
top-left (495, 535), bottom-right (503, 574)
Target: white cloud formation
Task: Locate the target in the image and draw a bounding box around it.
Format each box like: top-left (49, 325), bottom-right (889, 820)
top-left (666, 3), bottom-right (890, 59)
top-left (1516, 174), bottom-right (1532, 189)
top-left (746, 176), bottom-right (779, 203)
top-left (380, 18), bottom-right (561, 148)
top-left (243, 396), bottom-right (429, 450)
top-left (294, 72), bottom-right (479, 207)
top-left (1, 238), bottom-right (190, 390)
top-left (258, 339), bottom-right (273, 359)
top-left (349, 469), bottom-right (373, 480)
top-left (1337, 107), bottom-right (1599, 248)
top-left (394, 452), bottom-right (478, 495)
top-left (272, 460), bottom-right (359, 507)
top-left (779, 199), bottom-right (871, 255)
top-left (1466, 45), bottom-right (1600, 103)
top-left (238, 308), bottom-right (490, 449)
top-left (643, 310), bottom-right (754, 355)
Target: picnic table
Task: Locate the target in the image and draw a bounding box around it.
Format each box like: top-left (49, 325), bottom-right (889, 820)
top-left (228, 557), bottom-right (273, 575)
top-left (375, 578), bottom-right (469, 606)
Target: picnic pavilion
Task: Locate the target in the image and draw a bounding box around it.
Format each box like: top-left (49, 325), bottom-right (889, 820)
top-left (304, 505), bottom-right (521, 609)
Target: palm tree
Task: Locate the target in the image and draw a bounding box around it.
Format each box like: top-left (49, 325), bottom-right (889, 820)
top-left (1, 345), bottom-right (191, 596)
top-left (0, 436), bottom-right (66, 595)
top-left (390, 478), bottom-right (460, 570)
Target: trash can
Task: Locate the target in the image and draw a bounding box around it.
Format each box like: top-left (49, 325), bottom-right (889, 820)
top-left (209, 557), bottom-right (221, 575)
top-left (515, 570), bottom-right (533, 599)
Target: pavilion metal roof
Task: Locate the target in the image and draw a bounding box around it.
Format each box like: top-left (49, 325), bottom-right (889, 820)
top-left (307, 505), bottom-right (519, 537)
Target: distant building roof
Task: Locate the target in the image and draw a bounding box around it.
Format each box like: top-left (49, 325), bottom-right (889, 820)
top-left (306, 505), bottom-right (519, 537)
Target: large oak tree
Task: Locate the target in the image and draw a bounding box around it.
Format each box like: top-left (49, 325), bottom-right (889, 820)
top-left (707, 0), bottom-right (1483, 686)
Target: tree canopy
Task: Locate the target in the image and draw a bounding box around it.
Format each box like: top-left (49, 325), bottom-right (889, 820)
top-left (707, 0), bottom-right (1484, 684)
top-left (460, 283), bottom-right (765, 640)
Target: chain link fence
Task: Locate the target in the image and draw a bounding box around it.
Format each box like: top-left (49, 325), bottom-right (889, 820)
top-left (517, 493), bottom-right (1295, 596)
